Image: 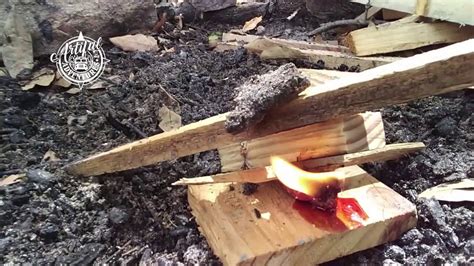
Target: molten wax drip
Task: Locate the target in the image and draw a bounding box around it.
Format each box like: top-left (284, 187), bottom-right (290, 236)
top-left (292, 196), bottom-right (368, 231)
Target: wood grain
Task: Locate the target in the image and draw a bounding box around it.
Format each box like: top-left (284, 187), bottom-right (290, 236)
top-left (173, 142), bottom-right (425, 185)
top-left (188, 166), bottom-right (417, 265)
top-left (345, 18), bottom-right (474, 56)
top-left (218, 112), bottom-right (385, 172)
top-left (66, 40), bottom-right (474, 176)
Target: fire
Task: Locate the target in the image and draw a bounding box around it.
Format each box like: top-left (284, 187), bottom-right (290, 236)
top-left (271, 157), bottom-right (368, 228)
top-left (271, 156), bottom-right (368, 228)
top-left (271, 156), bottom-right (344, 211)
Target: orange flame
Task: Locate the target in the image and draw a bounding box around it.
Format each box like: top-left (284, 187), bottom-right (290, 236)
top-left (270, 156), bottom-right (343, 197)
top-left (271, 156), bottom-right (368, 228)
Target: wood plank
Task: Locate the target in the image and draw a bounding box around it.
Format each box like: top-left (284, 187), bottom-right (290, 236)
top-left (345, 18), bottom-right (474, 56)
top-left (188, 166), bottom-right (417, 265)
top-left (218, 112), bottom-right (385, 172)
top-left (173, 142), bottom-right (425, 185)
top-left (222, 33), bottom-right (350, 53)
top-left (245, 38), bottom-right (397, 71)
top-left (66, 40), bottom-right (474, 176)
top-left (351, 0), bottom-right (474, 26)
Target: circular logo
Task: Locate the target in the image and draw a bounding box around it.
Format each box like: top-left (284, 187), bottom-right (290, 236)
top-left (50, 32), bottom-right (108, 89)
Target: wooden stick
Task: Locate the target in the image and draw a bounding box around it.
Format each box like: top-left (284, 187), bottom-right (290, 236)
top-left (173, 142), bottom-right (425, 185)
top-left (345, 18), bottom-right (474, 56)
top-left (245, 38), bottom-right (397, 71)
top-left (66, 40), bottom-right (474, 176)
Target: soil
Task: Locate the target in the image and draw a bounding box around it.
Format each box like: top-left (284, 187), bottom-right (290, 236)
top-left (1, 13), bottom-right (473, 266)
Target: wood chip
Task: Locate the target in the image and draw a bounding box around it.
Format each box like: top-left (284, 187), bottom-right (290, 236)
top-left (0, 174), bottom-right (25, 187)
top-left (42, 150), bottom-right (60, 162)
top-left (242, 16), bottom-right (263, 33)
top-left (419, 179), bottom-right (474, 202)
top-left (158, 105), bottom-right (182, 132)
top-left (110, 34), bottom-right (159, 52)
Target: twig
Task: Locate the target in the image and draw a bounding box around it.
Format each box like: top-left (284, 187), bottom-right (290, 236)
top-left (306, 19), bottom-right (369, 36)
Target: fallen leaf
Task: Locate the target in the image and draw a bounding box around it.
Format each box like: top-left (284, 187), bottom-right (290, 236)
top-left (158, 105), bottom-right (182, 132)
top-left (42, 150), bottom-right (60, 162)
top-left (419, 179), bottom-right (474, 202)
top-left (53, 71), bottom-right (72, 88)
top-left (21, 68), bottom-right (55, 90)
top-left (0, 68), bottom-right (8, 77)
top-left (2, 6), bottom-right (34, 78)
top-left (208, 32), bottom-right (221, 48)
top-left (109, 34), bottom-right (159, 52)
top-left (0, 174), bottom-right (25, 187)
top-left (242, 16), bottom-right (263, 33)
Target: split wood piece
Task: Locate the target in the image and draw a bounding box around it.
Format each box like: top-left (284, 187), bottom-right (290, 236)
top-left (245, 38), bottom-right (397, 71)
top-left (188, 166), bottom-right (417, 265)
top-left (350, 0), bottom-right (474, 26)
top-left (66, 40), bottom-right (474, 176)
top-left (345, 17), bottom-right (474, 56)
top-left (173, 142), bottom-right (425, 185)
top-left (219, 112), bottom-right (385, 172)
top-left (221, 32), bottom-right (350, 53)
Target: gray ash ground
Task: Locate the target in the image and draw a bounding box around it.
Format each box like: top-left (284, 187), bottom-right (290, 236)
top-left (1, 21), bottom-right (473, 265)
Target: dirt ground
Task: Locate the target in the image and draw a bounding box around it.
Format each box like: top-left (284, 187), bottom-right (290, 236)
top-left (0, 14), bottom-right (473, 265)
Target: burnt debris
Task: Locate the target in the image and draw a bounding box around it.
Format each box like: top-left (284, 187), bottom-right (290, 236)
top-left (225, 63), bottom-right (311, 134)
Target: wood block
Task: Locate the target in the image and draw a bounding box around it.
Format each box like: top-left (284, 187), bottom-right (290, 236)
top-left (173, 142), bottom-right (425, 186)
top-left (189, 166), bottom-right (417, 265)
top-left (218, 112), bottom-right (385, 172)
top-left (350, 0), bottom-right (474, 26)
top-left (345, 18), bottom-right (474, 56)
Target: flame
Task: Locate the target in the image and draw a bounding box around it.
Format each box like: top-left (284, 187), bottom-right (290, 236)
top-left (270, 156), bottom-right (343, 197)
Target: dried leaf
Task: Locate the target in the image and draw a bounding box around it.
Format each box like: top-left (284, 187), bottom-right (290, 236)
top-left (1, 6), bottom-right (33, 78)
top-left (53, 71), bottom-right (72, 88)
top-left (21, 68), bottom-right (55, 90)
top-left (158, 105), bottom-right (182, 132)
top-left (0, 174), bottom-right (25, 187)
top-left (42, 150), bottom-right (60, 162)
top-left (0, 68), bottom-right (8, 77)
top-left (419, 179), bottom-right (474, 202)
top-left (208, 32), bottom-right (221, 48)
top-left (109, 34), bottom-right (159, 52)
top-left (242, 16), bottom-right (263, 33)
